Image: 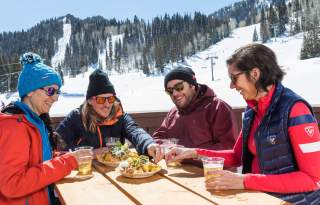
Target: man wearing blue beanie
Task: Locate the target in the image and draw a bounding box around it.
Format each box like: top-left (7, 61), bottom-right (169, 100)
top-left (0, 52), bottom-right (82, 205)
top-left (153, 65), bottom-right (238, 166)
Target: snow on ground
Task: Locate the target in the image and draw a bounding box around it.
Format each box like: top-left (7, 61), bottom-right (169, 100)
top-left (1, 24), bottom-right (320, 115)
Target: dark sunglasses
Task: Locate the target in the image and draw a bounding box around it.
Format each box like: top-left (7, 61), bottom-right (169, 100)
top-left (40, 87), bottom-right (61, 96)
top-left (95, 96), bottom-right (116, 104)
top-left (166, 81), bottom-right (185, 95)
top-left (230, 72), bottom-right (246, 84)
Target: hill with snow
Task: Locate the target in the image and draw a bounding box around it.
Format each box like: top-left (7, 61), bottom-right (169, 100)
top-left (1, 24), bottom-right (319, 115)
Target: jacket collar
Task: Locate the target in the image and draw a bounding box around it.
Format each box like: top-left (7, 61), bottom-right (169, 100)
top-left (246, 84), bottom-right (276, 115)
top-left (244, 82), bottom-right (284, 124)
top-left (97, 104), bottom-right (124, 126)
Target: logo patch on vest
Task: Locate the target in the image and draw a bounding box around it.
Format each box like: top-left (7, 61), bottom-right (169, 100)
top-left (268, 135), bottom-right (277, 145)
top-left (304, 126), bottom-right (314, 137)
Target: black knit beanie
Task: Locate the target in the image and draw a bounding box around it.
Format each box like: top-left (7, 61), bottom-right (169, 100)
top-left (164, 66), bottom-right (197, 88)
top-left (86, 69), bottom-right (116, 99)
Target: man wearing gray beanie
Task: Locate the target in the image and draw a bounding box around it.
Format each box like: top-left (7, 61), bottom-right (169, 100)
top-left (153, 66), bottom-right (238, 164)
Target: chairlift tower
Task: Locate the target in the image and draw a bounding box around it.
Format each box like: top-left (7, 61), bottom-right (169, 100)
top-left (206, 54), bottom-right (218, 81)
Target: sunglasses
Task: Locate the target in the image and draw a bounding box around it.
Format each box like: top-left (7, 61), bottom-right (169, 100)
top-left (166, 81), bottom-right (185, 95)
top-left (229, 72), bottom-right (246, 84)
top-left (40, 87), bottom-right (61, 96)
top-left (95, 96), bottom-right (116, 104)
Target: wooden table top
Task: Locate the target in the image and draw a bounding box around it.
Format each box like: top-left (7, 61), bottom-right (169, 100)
top-left (55, 160), bottom-right (291, 205)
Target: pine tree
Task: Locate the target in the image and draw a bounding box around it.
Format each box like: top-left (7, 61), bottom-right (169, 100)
top-left (268, 5), bottom-right (279, 38)
top-left (108, 36), bottom-right (113, 60)
top-left (278, 0), bottom-right (288, 35)
top-left (134, 56), bottom-right (139, 71)
top-left (260, 9), bottom-right (270, 43)
top-left (300, 22), bottom-right (320, 60)
top-left (252, 27), bottom-right (258, 42)
top-left (310, 15), bottom-right (320, 58)
top-left (142, 48), bottom-right (150, 76)
top-left (212, 28), bottom-right (220, 44)
top-left (57, 64), bottom-right (64, 85)
top-left (105, 48), bottom-right (112, 72)
top-left (301, 34), bottom-right (312, 59)
top-left (293, 12), bottom-right (301, 34)
top-left (293, 0), bottom-right (301, 12)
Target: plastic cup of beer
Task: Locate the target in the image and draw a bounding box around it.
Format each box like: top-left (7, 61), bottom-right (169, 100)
top-left (105, 137), bottom-right (118, 150)
top-left (201, 157), bottom-right (224, 180)
top-left (78, 155), bottom-right (93, 175)
top-left (162, 138), bottom-right (182, 167)
top-left (74, 146), bottom-right (93, 155)
top-left (74, 146), bottom-right (93, 176)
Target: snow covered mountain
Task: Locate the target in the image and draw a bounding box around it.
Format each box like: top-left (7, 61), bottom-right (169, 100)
top-left (3, 23), bottom-right (318, 115)
top-left (1, 23), bottom-right (319, 115)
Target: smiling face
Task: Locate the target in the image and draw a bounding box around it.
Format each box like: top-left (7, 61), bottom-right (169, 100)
top-left (166, 79), bottom-right (196, 109)
top-left (89, 93), bottom-right (115, 118)
top-left (228, 63), bottom-right (259, 101)
top-left (24, 84), bottom-right (60, 115)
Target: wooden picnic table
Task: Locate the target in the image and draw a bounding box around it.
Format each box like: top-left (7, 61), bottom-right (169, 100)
top-left (55, 160), bottom-right (291, 205)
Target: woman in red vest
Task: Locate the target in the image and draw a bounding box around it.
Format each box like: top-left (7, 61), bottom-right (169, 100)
top-left (165, 44), bottom-right (320, 204)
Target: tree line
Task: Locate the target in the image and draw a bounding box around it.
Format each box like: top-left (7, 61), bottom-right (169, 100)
top-left (255, 0), bottom-right (319, 59)
top-left (0, 0), bottom-right (319, 94)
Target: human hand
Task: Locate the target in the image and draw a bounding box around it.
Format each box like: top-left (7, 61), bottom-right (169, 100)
top-left (205, 170), bottom-right (244, 190)
top-left (92, 147), bottom-right (108, 159)
top-left (65, 152), bottom-right (82, 166)
top-left (147, 143), bottom-right (163, 163)
top-left (165, 147), bottom-right (197, 163)
top-left (68, 148), bottom-right (94, 166)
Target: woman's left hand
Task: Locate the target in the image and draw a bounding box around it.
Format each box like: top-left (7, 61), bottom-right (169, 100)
top-left (147, 143), bottom-right (163, 163)
top-left (205, 170), bottom-right (245, 190)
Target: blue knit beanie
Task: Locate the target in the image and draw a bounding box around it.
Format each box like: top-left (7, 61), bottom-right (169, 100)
top-left (17, 52), bottom-right (62, 98)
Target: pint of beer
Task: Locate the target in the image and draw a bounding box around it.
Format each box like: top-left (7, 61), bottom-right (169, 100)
top-left (201, 157), bottom-right (224, 180)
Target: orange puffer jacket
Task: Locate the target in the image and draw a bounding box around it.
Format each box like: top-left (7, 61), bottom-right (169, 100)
top-left (0, 113), bottom-right (78, 205)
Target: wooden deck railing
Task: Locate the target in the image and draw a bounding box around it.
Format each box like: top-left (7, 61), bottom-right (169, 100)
top-left (51, 105), bottom-right (320, 135)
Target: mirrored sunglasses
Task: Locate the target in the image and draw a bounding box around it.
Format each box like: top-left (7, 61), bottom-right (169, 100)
top-left (166, 81), bottom-right (185, 95)
top-left (40, 87), bottom-right (61, 96)
top-left (95, 96), bottom-right (116, 104)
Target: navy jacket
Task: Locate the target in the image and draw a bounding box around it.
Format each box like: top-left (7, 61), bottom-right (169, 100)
top-left (242, 83), bottom-right (320, 205)
top-left (55, 107), bottom-right (154, 155)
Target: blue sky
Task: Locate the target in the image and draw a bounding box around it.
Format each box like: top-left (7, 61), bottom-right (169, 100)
top-left (1, 0), bottom-right (240, 32)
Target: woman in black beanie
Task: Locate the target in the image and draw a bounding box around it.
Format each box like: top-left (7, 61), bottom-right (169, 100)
top-left (55, 69), bottom-right (162, 162)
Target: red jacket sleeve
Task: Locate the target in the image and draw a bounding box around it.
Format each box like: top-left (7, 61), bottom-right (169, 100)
top-left (244, 102), bottom-right (320, 193)
top-left (196, 132), bottom-right (243, 167)
top-left (0, 119), bottom-right (78, 198)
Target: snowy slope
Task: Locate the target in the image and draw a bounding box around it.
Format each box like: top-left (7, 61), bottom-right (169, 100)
top-left (51, 17), bottom-right (71, 68)
top-left (1, 24), bottom-right (320, 115)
